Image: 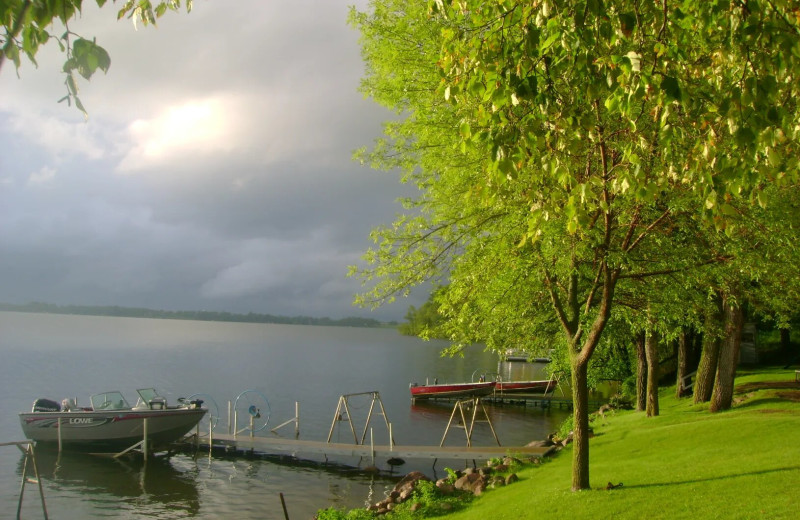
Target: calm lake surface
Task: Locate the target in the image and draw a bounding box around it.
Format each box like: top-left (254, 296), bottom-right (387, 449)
top-left (0, 311), bottom-right (570, 519)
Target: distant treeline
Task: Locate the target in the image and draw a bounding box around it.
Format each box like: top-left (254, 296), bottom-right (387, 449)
top-left (0, 302), bottom-right (397, 329)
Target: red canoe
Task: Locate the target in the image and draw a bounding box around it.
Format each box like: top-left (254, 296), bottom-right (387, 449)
top-left (409, 381), bottom-right (496, 400)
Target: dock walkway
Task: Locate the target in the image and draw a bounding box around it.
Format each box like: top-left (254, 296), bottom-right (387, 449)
top-left (200, 434), bottom-right (554, 461)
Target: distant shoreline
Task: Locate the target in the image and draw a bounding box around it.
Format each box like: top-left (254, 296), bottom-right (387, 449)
top-left (0, 302), bottom-right (398, 329)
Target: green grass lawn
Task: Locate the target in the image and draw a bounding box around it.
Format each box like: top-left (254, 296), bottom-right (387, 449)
top-left (438, 367), bottom-right (800, 520)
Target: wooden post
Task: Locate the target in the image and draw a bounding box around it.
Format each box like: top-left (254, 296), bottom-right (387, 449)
top-left (57, 417), bottom-right (62, 452)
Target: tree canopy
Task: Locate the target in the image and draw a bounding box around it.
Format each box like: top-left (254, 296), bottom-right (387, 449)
top-left (351, 0), bottom-right (800, 491)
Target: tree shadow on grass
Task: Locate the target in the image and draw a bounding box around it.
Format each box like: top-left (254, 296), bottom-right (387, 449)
top-left (618, 466), bottom-right (800, 490)
top-left (732, 397), bottom-right (797, 411)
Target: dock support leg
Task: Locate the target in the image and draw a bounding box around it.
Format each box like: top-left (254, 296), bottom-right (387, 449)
top-left (143, 418), bottom-right (149, 462)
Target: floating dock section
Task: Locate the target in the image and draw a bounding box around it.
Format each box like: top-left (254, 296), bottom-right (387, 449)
top-left (197, 434), bottom-right (554, 461)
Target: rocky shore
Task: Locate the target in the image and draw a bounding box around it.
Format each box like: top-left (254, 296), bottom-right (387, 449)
top-left (366, 454), bottom-right (545, 516)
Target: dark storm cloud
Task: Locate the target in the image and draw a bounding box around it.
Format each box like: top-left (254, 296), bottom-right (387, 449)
top-left (0, 0), bottom-right (427, 320)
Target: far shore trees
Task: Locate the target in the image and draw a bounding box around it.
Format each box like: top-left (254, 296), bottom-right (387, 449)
top-left (351, 0), bottom-right (799, 492)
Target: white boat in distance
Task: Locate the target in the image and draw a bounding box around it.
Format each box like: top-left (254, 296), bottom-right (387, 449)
top-left (19, 388), bottom-right (206, 452)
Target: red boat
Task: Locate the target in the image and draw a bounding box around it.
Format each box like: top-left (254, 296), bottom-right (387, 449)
top-left (495, 378), bottom-right (556, 395)
top-left (409, 380), bottom-right (496, 401)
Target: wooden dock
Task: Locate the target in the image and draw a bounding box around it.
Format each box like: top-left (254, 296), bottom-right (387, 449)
top-left (197, 434), bottom-right (554, 461)
top-left (418, 393), bottom-right (605, 411)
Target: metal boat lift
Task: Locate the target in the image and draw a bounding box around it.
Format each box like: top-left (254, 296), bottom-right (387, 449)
top-left (326, 391), bottom-right (394, 447)
top-left (1, 441), bottom-right (48, 519)
top-left (440, 397), bottom-right (500, 448)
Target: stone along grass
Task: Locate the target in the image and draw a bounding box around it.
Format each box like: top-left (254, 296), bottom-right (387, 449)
top-left (318, 367), bottom-right (800, 519)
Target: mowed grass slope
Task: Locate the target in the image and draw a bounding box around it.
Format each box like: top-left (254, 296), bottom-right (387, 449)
top-left (442, 368), bottom-right (800, 520)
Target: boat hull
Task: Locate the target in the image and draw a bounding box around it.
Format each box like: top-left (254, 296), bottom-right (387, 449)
top-left (495, 380), bottom-right (555, 394)
top-left (19, 408), bottom-right (206, 452)
top-left (410, 381), bottom-right (496, 400)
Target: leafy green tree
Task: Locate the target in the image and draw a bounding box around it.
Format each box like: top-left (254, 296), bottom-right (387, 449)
top-left (399, 289), bottom-right (447, 337)
top-left (351, 0), bottom-right (800, 491)
top-left (1, 0), bottom-right (192, 114)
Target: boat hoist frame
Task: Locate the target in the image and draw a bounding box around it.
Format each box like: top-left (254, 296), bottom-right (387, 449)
top-left (327, 391), bottom-right (395, 447)
top-left (1, 441), bottom-right (48, 519)
top-left (440, 397), bottom-right (501, 448)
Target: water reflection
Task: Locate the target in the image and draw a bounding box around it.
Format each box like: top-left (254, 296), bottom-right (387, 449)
top-left (20, 451), bottom-right (201, 517)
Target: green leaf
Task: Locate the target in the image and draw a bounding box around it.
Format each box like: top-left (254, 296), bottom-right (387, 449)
top-left (74, 95), bottom-right (88, 119)
top-left (4, 43), bottom-right (21, 70)
top-left (625, 51), bottom-right (641, 72)
top-left (540, 32), bottom-right (559, 52)
top-left (65, 73), bottom-right (79, 96)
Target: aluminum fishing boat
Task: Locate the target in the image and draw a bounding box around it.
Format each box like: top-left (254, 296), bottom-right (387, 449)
top-left (19, 388), bottom-right (207, 452)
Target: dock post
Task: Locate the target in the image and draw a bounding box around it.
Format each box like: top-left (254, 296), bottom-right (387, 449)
top-left (57, 417), bottom-right (62, 452)
top-left (279, 492), bottom-right (290, 520)
top-left (143, 418), bottom-right (148, 461)
top-left (227, 401), bottom-right (232, 435)
top-left (370, 428), bottom-right (374, 465)
top-left (295, 401), bottom-right (300, 439)
top-left (389, 423), bottom-right (393, 451)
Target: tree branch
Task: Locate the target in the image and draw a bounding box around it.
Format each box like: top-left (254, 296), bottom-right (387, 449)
top-left (0, 0), bottom-right (33, 73)
top-left (625, 209), bottom-right (671, 253)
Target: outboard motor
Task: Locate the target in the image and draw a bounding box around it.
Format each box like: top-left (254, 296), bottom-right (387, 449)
top-left (149, 397), bottom-right (167, 410)
top-left (32, 398), bottom-right (61, 412)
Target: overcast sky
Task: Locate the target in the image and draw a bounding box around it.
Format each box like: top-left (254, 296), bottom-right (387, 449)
top-left (0, 0), bottom-right (423, 321)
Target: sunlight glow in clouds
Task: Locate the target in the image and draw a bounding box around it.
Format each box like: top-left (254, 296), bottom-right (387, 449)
top-left (117, 97), bottom-right (240, 172)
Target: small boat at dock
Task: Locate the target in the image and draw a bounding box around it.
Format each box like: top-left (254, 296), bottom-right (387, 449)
top-left (409, 380), bottom-right (497, 401)
top-left (495, 378), bottom-right (556, 395)
top-left (19, 388), bottom-right (207, 452)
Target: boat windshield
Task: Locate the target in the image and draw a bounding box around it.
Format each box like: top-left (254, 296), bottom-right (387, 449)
top-left (90, 391), bottom-right (131, 411)
top-left (136, 388), bottom-right (161, 403)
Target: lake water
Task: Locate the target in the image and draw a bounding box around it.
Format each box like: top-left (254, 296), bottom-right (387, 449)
top-left (0, 311), bottom-right (570, 519)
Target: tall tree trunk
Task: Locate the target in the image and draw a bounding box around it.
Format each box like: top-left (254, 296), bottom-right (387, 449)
top-left (676, 329), bottom-right (689, 398)
top-left (710, 297), bottom-right (744, 412)
top-left (570, 357), bottom-right (590, 491)
top-left (694, 296), bottom-right (724, 404)
top-left (635, 332), bottom-right (647, 412)
top-left (780, 328), bottom-right (790, 351)
top-left (645, 329), bottom-right (660, 417)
